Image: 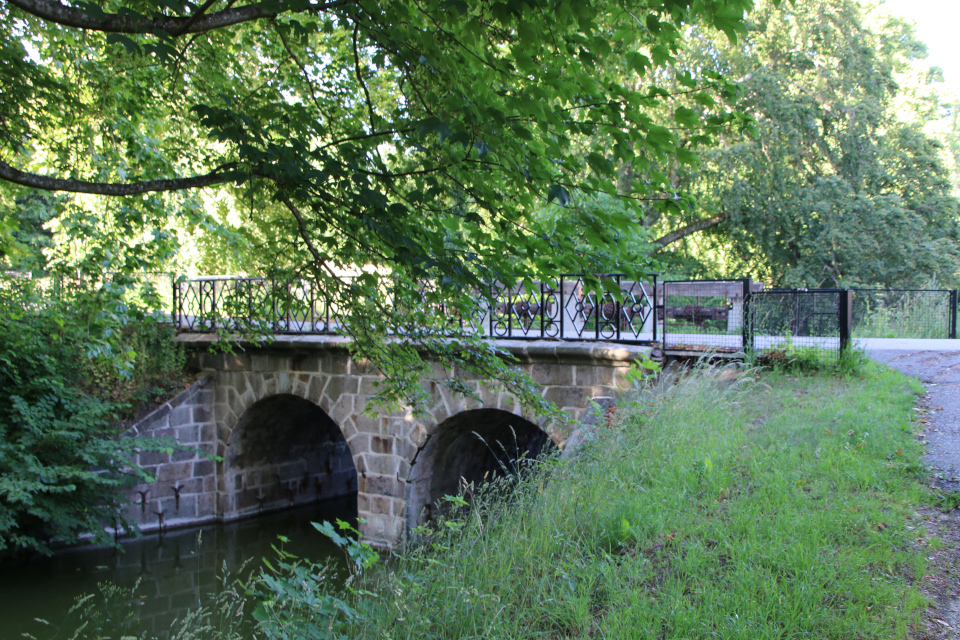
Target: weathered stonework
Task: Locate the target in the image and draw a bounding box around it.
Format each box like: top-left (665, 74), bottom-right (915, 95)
top-left (123, 373), bottom-right (217, 532)
top-left (125, 335), bottom-right (652, 547)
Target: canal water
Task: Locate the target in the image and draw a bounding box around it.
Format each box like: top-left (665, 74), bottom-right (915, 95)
top-left (0, 497), bottom-right (356, 640)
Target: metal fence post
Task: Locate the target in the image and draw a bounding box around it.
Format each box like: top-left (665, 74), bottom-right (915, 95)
top-left (839, 289), bottom-right (853, 355)
top-left (488, 282), bottom-right (494, 337)
top-left (171, 275), bottom-right (177, 330)
top-left (651, 274), bottom-right (658, 343)
top-left (539, 280), bottom-right (545, 339)
top-left (741, 277), bottom-right (753, 353)
top-left (950, 289), bottom-right (958, 339)
top-left (210, 279), bottom-right (217, 329)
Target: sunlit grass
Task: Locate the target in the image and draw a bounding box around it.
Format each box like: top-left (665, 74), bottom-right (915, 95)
top-left (352, 364), bottom-right (930, 639)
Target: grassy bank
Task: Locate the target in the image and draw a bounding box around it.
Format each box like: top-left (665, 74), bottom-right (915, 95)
top-left (62, 362), bottom-right (934, 639)
top-left (335, 363), bottom-right (931, 639)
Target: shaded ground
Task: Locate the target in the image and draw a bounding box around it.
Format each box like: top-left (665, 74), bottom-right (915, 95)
top-left (916, 506), bottom-right (960, 640)
top-left (867, 346), bottom-right (960, 491)
top-left (863, 342), bottom-right (960, 639)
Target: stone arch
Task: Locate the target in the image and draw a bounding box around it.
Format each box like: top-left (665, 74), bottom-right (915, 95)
top-left (213, 369), bottom-right (369, 458)
top-left (218, 392), bottom-right (358, 520)
top-left (405, 408), bottom-right (558, 532)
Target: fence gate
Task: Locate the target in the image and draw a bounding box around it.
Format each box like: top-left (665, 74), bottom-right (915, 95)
top-left (660, 279), bottom-right (754, 355)
top-left (747, 289), bottom-right (850, 359)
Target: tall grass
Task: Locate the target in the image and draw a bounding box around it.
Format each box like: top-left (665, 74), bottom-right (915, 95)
top-left (347, 364), bottom-right (930, 639)
top-left (53, 365), bottom-right (933, 639)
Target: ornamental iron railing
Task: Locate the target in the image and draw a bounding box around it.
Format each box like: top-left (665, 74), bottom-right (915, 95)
top-left (172, 275), bottom-right (959, 354)
top-left (173, 274), bottom-right (659, 344)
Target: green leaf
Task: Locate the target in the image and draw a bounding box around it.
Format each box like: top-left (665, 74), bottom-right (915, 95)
top-left (674, 106), bottom-right (700, 129)
top-left (547, 184), bottom-right (570, 206)
top-left (105, 34), bottom-right (143, 56)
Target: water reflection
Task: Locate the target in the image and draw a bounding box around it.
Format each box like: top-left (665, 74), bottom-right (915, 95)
top-left (0, 497), bottom-right (356, 640)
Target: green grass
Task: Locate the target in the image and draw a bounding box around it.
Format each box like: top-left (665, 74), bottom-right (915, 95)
top-left (346, 364), bottom-right (930, 639)
top-left (75, 364), bottom-right (932, 639)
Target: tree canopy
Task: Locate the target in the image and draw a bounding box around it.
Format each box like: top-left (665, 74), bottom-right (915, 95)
top-left (1, 0), bottom-right (760, 408)
top-left (649, 0), bottom-right (960, 286)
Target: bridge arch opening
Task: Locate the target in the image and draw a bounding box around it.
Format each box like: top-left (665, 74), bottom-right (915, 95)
top-left (406, 408), bottom-right (557, 529)
top-left (221, 394), bottom-right (357, 521)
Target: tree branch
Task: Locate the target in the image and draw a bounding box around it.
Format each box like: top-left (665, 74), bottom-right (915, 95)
top-left (0, 158), bottom-right (240, 195)
top-left (173, 0), bottom-right (222, 35)
top-left (652, 211), bottom-right (728, 250)
top-left (277, 193), bottom-right (345, 283)
top-left (352, 20), bottom-right (378, 130)
top-left (6, 0), bottom-right (355, 36)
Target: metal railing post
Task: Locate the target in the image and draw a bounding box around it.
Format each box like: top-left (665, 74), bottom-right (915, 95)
top-left (210, 279), bottom-right (217, 329)
top-left (325, 284), bottom-right (331, 333)
top-left (171, 275), bottom-right (178, 330)
top-left (950, 289), bottom-right (958, 339)
top-left (540, 280), bottom-right (545, 339)
top-left (594, 282), bottom-right (600, 341)
top-left (615, 274), bottom-right (622, 341)
top-left (839, 289), bottom-right (853, 355)
top-left (507, 284), bottom-right (513, 338)
top-left (559, 276), bottom-right (565, 340)
top-left (741, 277), bottom-right (753, 353)
top-left (488, 283), bottom-right (494, 337)
top-left (652, 274), bottom-right (658, 343)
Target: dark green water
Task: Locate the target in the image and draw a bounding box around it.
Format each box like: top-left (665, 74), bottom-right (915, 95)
top-left (0, 497), bottom-right (356, 640)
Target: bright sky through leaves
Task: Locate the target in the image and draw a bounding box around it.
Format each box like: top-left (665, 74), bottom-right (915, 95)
top-left (880, 0), bottom-right (960, 94)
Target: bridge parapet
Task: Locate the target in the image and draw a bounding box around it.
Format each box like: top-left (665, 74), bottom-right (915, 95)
top-left (173, 274), bottom-right (659, 343)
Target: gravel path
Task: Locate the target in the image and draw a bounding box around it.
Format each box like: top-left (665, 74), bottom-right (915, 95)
top-left (861, 339), bottom-right (960, 639)
top-left (863, 341), bottom-right (960, 491)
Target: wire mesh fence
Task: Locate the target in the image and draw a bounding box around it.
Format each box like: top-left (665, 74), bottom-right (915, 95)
top-left (662, 282), bottom-right (957, 360)
top-left (660, 280), bottom-right (750, 353)
top-left (852, 289), bottom-right (957, 339)
top-left (748, 290), bottom-right (843, 360)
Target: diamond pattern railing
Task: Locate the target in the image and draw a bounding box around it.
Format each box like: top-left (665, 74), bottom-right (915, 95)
top-left (174, 274), bottom-right (659, 344)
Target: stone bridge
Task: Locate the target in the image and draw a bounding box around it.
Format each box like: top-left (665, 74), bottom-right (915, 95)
top-left (124, 336), bottom-right (651, 548)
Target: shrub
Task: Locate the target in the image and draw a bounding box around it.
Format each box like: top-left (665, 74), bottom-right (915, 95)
top-left (0, 276), bottom-right (184, 556)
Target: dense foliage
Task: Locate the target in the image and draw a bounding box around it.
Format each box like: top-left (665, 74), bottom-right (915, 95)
top-left (656, 0), bottom-right (960, 286)
top-left (0, 276), bottom-right (187, 555)
top-left (0, 0), bottom-right (762, 409)
top-left (2, 0), bottom-right (957, 404)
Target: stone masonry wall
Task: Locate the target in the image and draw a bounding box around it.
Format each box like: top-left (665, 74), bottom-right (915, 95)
top-left (124, 335), bottom-right (652, 547)
top-left (123, 373), bottom-right (218, 533)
